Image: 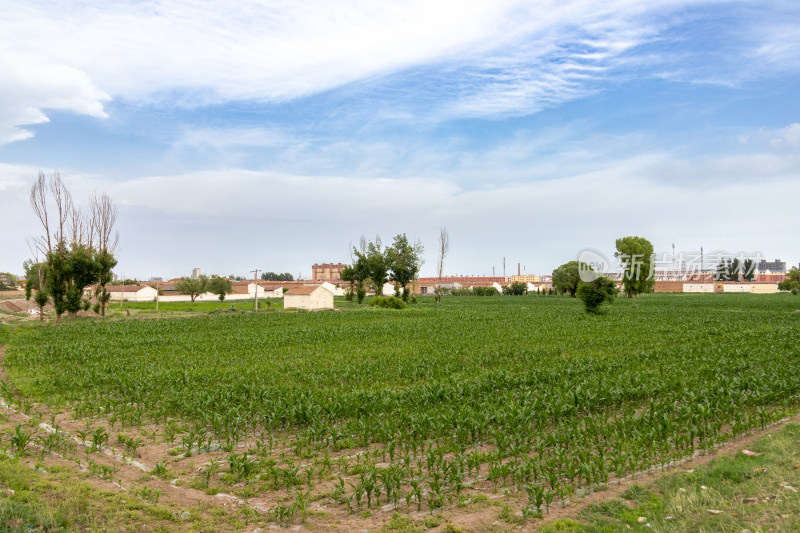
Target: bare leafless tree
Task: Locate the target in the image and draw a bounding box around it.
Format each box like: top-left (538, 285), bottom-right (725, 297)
top-left (29, 172), bottom-right (52, 256)
top-left (90, 192), bottom-right (119, 254)
top-left (49, 172), bottom-right (73, 253)
top-left (89, 192), bottom-right (119, 317)
top-left (436, 227), bottom-right (449, 304)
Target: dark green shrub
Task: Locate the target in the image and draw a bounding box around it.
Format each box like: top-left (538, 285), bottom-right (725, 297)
top-left (370, 296), bottom-right (406, 309)
top-left (475, 287), bottom-right (500, 296)
top-left (577, 276), bottom-right (618, 314)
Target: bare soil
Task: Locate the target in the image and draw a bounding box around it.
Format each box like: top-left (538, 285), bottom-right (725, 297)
top-left (0, 342), bottom-right (796, 532)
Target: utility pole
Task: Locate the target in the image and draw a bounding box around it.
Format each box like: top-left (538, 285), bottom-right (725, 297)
top-left (156, 280), bottom-right (160, 313)
top-left (503, 257), bottom-right (505, 278)
top-left (250, 269), bottom-right (260, 311)
top-left (672, 242), bottom-right (676, 277)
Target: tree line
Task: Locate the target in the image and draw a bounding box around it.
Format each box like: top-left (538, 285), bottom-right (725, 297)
top-left (340, 234), bottom-right (424, 304)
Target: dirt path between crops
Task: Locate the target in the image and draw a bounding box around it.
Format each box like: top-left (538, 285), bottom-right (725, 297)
top-left (1, 340), bottom-right (798, 532)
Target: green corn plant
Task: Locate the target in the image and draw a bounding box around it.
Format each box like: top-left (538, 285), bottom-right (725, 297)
top-left (9, 424), bottom-right (33, 456)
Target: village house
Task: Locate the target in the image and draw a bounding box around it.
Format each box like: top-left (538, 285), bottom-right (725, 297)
top-left (284, 285), bottom-right (334, 311)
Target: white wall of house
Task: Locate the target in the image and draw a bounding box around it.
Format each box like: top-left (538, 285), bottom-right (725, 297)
top-left (242, 283), bottom-right (283, 298)
top-left (321, 281), bottom-right (344, 296)
top-left (683, 283), bottom-right (714, 293)
top-left (723, 284), bottom-right (751, 293)
top-left (110, 286), bottom-right (158, 302)
top-left (284, 286), bottom-right (334, 310)
top-left (751, 283), bottom-right (779, 294)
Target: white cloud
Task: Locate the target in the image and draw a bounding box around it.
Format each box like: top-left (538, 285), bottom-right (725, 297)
top-left (175, 127), bottom-right (299, 150)
top-left (2, 126), bottom-right (787, 276)
top-left (3, 120), bottom-right (800, 278)
top-left (0, 50), bottom-right (109, 144)
top-left (6, 0), bottom-right (781, 142)
top-left (767, 123), bottom-right (800, 148)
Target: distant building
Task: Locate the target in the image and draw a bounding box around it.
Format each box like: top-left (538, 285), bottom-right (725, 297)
top-left (149, 277), bottom-right (163, 282)
top-left (508, 275), bottom-right (540, 283)
top-left (108, 285), bottom-right (158, 302)
top-left (415, 276), bottom-right (507, 295)
top-left (0, 273), bottom-right (15, 288)
top-left (191, 267), bottom-right (202, 279)
top-left (757, 259), bottom-right (786, 273)
top-left (284, 285), bottom-right (334, 310)
top-left (312, 263), bottom-right (346, 281)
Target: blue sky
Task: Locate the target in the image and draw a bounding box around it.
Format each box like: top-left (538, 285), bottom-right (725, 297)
top-left (1, 0), bottom-right (799, 279)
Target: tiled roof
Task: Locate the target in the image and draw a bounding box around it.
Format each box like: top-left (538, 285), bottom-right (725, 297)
top-left (285, 285), bottom-right (324, 295)
top-left (109, 285), bottom-right (147, 293)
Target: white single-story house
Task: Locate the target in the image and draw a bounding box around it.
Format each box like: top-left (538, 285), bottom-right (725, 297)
top-left (321, 281), bottom-right (345, 297)
top-left (108, 285), bottom-right (159, 302)
top-left (284, 285), bottom-right (334, 310)
top-left (231, 282), bottom-right (283, 298)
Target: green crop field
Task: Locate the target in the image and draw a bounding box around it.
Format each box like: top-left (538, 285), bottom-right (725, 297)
top-left (2, 294), bottom-right (800, 529)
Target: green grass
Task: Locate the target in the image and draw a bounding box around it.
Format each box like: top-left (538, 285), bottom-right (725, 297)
top-left (0, 309), bottom-right (27, 318)
top-left (104, 297), bottom-right (284, 315)
top-left (575, 421), bottom-right (800, 532)
top-left (0, 455), bottom-right (244, 532)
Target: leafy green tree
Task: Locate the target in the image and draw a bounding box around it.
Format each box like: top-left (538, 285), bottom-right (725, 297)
top-left (742, 259), bottom-right (755, 281)
top-left (577, 276), bottom-right (618, 314)
top-left (94, 250), bottom-right (118, 316)
top-left (63, 244), bottom-right (101, 317)
top-left (23, 260), bottom-right (49, 321)
top-left (176, 275), bottom-right (208, 302)
top-left (0, 273), bottom-right (16, 291)
top-left (715, 259), bottom-right (733, 281)
top-left (717, 257), bottom-right (757, 282)
top-left (615, 236), bottom-right (655, 300)
top-left (778, 267), bottom-right (800, 293)
top-left (341, 253), bottom-right (370, 304)
top-left (340, 265), bottom-right (355, 302)
top-left (354, 236), bottom-right (390, 297)
top-left (387, 233), bottom-right (424, 302)
top-left (46, 246), bottom-right (69, 321)
top-left (207, 276), bottom-right (233, 301)
top-left (28, 172), bottom-right (119, 322)
top-left (552, 261), bottom-right (583, 297)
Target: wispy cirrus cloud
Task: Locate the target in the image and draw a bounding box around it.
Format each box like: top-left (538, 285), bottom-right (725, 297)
top-left (5, 1), bottom-right (799, 145)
